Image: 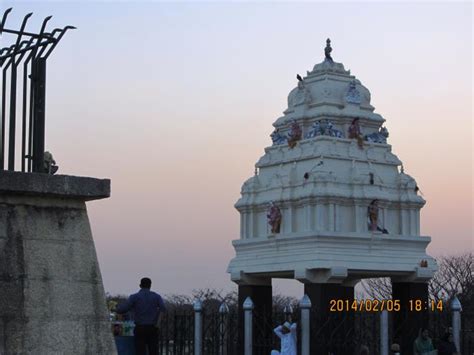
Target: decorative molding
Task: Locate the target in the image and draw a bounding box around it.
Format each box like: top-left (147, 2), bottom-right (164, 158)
top-left (228, 233), bottom-right (437, 283)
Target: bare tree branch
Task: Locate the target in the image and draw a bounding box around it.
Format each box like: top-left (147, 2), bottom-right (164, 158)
top-left (361, 253), bottom-right (473, 312)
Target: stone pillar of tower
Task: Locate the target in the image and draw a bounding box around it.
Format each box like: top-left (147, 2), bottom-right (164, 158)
top-left (304, 283), bottom-right (354, 355)
top-left (392, 281), bottom-right (429, 355)
top-left (237, 282), bottom-right (272, 355)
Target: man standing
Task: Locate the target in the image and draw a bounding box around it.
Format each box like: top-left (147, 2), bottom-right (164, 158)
top-left (115, 277), bottom-right (166, 355)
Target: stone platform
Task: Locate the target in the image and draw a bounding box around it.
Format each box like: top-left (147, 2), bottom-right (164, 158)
top-left (0, 171), bottom-right (116, 355)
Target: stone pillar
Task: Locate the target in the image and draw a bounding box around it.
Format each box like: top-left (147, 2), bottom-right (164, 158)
top-left (247, 211), bottom-right (254, 238)
top-left (354, 205), bottom-right (362, 232)
top-left (0, 171), bottom-right (116, 355)
top-left (391, 281), bottom-right (429, 355)
top-left (334, 204), bottom-right (340, 232)
top-left (299, 295), bottom-right (311, 355)
top-left (304, 205), bottom-right (312, 231)
top-left (409, 209), bottom-right (417, 235)
top-left (304, 283), bottom-right (354, 355)
top-left (194, 299), bottom-right (203, 355)
top-left (451, 296), bottom-right (462, 353)
top-left (237, 282), bottom-right (272, 355)
top-left (243, 297), bottom-right (254, 355)
top-left (328, 204), bottom-right (335, 231)
top-left (315, 204), bottom-right (323, 231)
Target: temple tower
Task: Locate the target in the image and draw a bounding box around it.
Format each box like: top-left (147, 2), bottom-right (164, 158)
top-left (227, 39), bottom-right (436, 355)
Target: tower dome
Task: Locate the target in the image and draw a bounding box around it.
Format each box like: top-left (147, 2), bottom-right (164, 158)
top-left (228, 40), bottom-right (437, 355)
top-left (278, 38), bottom-right (383, 142)
top-left (228, 39), bottom-right (436, 288)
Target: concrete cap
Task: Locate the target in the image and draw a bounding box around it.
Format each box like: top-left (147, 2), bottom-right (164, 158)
top-left (299, 294), bottom-right (312, 309)
top-left (243, 297), bottom-right (254, 310)
top-left (0, 171), bottom-right (110, 201)
top-left (451, 296), bottom-right (462, 312)
top-left (193, 299), bottom-right (202, 311)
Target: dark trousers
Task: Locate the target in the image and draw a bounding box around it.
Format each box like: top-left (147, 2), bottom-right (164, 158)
top-left (134, 325), bottom-right (158, 355)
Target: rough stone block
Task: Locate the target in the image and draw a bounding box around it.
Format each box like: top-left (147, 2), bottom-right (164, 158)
top-left (22, 239), bottom-right (101, 282)
top-left (8, 204), bottom-right (91, 243)
top-left (1, 319), bottom-right (25, 355)
top-left (23, 279), bottom-right (108, 319)
top-left (0, 280), bottom-right (24, 316)
top-left (0, 204), bottom-right (7, 239)
top-left (0, 173), bottom-right (116, 354)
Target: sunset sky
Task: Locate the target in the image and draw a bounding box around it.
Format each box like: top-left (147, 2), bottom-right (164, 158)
top-left (2, 1), bottom-right (472, 298)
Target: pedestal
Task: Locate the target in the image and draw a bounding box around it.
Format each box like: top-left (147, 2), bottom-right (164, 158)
top-left (237, 284), bottom-right (272, 355)
top-left (0, 171), bottom-right (116, 354)
top-left (391, 281), bottom-right (429, 355)
top-left (304, 283), bottom-right (354, 355)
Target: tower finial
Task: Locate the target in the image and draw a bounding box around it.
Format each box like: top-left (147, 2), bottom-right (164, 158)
top-left (325, 38), bottom-right (333, 62)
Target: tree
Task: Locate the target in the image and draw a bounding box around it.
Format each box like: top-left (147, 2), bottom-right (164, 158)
top-left (429, 253), bottom-right (473, 312)
top-left (272, 294), bottom-right (298, 312)
top-left (162, 288), bottom-right (236, 313)
top-left (106, 287), bottom-right (300, 313)
top-left (361, 277), bottom-right (391, 300)
top-left (361, 253), bottom-right (474, 311)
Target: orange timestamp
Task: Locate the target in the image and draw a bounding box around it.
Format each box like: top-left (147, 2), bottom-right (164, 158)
top-left (329, 299), bottom-right (444, 312)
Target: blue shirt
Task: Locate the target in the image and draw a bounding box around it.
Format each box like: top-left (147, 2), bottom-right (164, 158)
top-left (116, 288), bottom-right (166, 325)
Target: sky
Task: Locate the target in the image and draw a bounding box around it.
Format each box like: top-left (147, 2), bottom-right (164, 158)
top-left (1, 1), bottom-right (472, 299)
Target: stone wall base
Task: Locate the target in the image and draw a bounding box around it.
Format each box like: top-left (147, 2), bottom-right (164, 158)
top-left (0, 172), bottom-right (116, 355)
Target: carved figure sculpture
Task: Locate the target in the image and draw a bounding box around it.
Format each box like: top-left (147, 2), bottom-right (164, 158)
top-left (305, 121), bottom-right (322, 139)
top-left (323, 121), bottom-right (332, 136)
top-left (287, 120), bottom-right (302, 148)
top-left (348, 118), bottom-right (364, 148)
top-left (267, 202), bottom-right (282, 234)
top-left (367, 199), bottom-right (388, 234)
top-left (43, 151), bottom-right (59, 175)
top-left (365, 126), bottom-right (389, 144)
top-left (325, 121), bottom-right (343, 138)
top-left (306, 120), bottom-right (343, 139)
top-left (368, 199), bottom-right (379, 232)
top-left (271, 129), bottom-right (287, 145)
top-left (325, 38), bottom-right (333, 62)
top-left (345, 80), bottom-right (361, 104)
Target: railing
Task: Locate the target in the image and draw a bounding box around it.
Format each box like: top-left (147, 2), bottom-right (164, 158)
top-left (0, 8), bottom-right (73, 173)
top-left (116, 296), bottom-right (473, 355)
top-left (156, 311), bottom-right (194, 354)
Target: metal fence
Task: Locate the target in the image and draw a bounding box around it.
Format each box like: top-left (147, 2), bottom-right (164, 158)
top-left (0, 8), bottom-right (73, 172)
top-left (156, 311), bottom-right (195, 354)
top-left (426, 310), bottom-right (474, 355)
top-left (120, 296), bottom-right (473, 355)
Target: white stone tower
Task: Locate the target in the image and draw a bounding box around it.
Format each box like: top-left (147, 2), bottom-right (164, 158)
top-left (227, 39), bottom-right (436, 354)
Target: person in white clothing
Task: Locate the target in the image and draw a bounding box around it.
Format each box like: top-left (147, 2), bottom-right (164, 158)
top-left (270, 321), bottom-right (297, 355)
